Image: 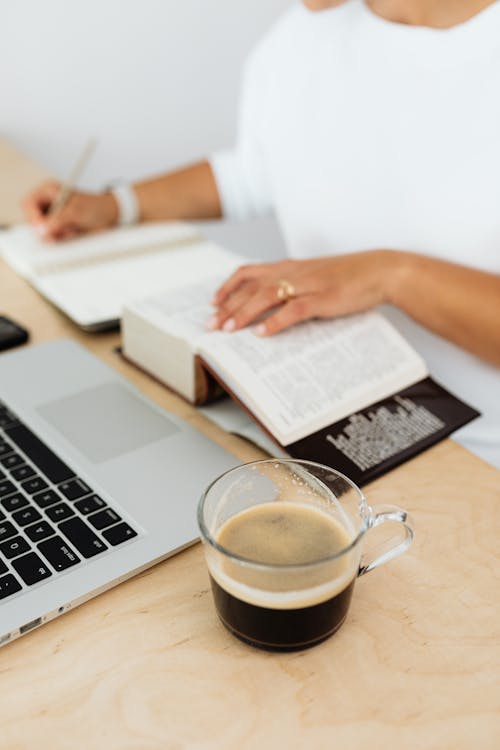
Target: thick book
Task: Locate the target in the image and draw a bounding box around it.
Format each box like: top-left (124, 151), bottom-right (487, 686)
top-left (121, 254), bottom-right (480, 485)
top-left (0, 221), bottom-right (235, 331)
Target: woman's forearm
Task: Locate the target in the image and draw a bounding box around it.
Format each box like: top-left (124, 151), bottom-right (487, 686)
top-left (387, 251), bottom-right (500, 366)
top-left (133, 160), bottom-right (222, 222)
top-left (22, 159), bottom-right (223, 240)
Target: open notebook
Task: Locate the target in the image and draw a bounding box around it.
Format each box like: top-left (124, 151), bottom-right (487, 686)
top-left (0, 223), bottom-right (235, 331)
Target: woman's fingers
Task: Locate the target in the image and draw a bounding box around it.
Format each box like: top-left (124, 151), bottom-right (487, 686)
top-left (254, 295), bottom-right (318, 336)
top-left (41, 195), bottom-right (88, 240)
top-left (21, 184), bottom-right (119, 242)
top-left (211, 264), bottom-right (270, 306)
top-left (22, 182), bottom-right (81, 240)
top-left (21, 181), bottom-right (61, 229)
top-left (209, 259), bottom-right (326, 333)
top-left (208, 282), bottom-right (255, 329)
top-left (211, 259), bottom-right (298, 307)
top-left (208, 282), bottom-right (281, 331)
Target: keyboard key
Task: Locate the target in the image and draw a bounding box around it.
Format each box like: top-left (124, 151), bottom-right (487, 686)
top-left (0, 452), bottom-right (24, 470)
top-left (38, 536), bottom-right (80, 571)
top-left (74, 495), bottom-right (106, 515)
top-left (10, 464), bottom-right (36, 482)
top-left (102, 522), bottom-right (137, 546)
top-left (0, 558), bottom-right (7, 575)
top-left (0, 470), bottom-right (5, 481)
top-left (0, 480), bottom-right (16, 498)
top-left (0, 573), bottom-right (22, 600)
top-left (0, 521), bottom-right (17, 542)
top-left (12, 505), bottom-right (42, 527)
top-left (33, 489), bottom-right (62, 509)
top-left (1, 493), bottom-right (29, 513)
top-left (11, 552), bottom-right (52, 586)
top-left (0, 509), bottom-right (5, 522)
top-left (0, 442), bottom-right (14, 458)
top-left (20, 476), bottom-right (48, 495)
top-left (0, 535), bottom-right (31, 559)
top-left (59, 478), bottom-right (91, 501)
top-left (58, 517), bottom-right (107, 558)
top-left (4, 423), bottom-right (75, 484)
top-left (88, 508), bottom-right (121, 530)
top-left (46, 503), bottom-right (74, 523)
top-left (25, 520), bottom-right (55, 543)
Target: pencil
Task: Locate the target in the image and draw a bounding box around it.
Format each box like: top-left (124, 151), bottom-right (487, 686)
top-left (48, 137), bottom-right (98, 217)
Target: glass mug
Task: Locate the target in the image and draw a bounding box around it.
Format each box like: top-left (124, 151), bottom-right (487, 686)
top-left (198, 459), bottom-right (414, 651)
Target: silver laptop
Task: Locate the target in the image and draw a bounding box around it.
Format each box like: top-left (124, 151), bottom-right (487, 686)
top-left (0, 339), bottom-right (238, 646)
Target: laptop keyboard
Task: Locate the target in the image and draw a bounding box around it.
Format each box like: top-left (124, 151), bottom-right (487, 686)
top-left (0, 401), bottom-right (138, 602)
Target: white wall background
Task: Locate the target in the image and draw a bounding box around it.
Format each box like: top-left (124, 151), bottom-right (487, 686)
top-left (1, 0), bottom-right (292, 190)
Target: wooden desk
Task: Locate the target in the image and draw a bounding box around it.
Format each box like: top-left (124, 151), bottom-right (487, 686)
top-left (0, 142), bottom-right (499, 750)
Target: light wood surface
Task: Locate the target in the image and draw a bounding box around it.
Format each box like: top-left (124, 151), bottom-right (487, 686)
top-left (0, 141), bottom-right (49, 225)
top-left (0, 141), bottom-right (499, 750)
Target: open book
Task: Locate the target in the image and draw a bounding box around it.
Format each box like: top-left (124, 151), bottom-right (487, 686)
top-left (122, 257), bottom-right (479, 484)
top-left (0, 222), bottom-right (236, 330)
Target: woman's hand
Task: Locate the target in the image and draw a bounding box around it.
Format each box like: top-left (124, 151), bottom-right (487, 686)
top-left (22, 180), bottom-right (118, 241)
top-left (208, 250), bottom-right (398, 335)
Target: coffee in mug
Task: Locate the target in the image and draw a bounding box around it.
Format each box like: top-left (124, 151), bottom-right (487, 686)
top-left (210, 502), bottom-right (356, 649)
top-left (198, 460), bottom-right (413, 651)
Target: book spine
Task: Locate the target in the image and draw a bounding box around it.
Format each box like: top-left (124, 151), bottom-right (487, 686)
top-left (196, 356), bottom-right (286, 449)
top-left (194, 357), bottom-right (231, 406)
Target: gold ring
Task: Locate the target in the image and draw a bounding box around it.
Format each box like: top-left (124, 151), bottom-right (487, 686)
top-left (276, 279), bottom-right (296, 303)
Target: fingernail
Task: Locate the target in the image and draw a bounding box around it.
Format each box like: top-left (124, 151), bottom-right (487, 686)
top-left (210, 296), bottom-right (217, 306)
top-left (36, 223), bottom-right (48, 237)
top-left (223, 318), bottom-right (236, 332)
top-left (255, 323), bottom-right (267, 336)
top-left (206, 315), bottom-right (219, 330)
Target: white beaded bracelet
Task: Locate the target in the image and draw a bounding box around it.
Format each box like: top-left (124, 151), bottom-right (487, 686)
top-left (110, 183), bottom-right (139, 226)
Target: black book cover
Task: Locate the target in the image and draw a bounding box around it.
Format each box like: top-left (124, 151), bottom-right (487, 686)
top-left (285, 377), bottom-right (480, 486)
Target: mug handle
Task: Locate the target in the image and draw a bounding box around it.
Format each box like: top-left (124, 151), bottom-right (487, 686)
top-left (358, 504), bottom-right (414, 577)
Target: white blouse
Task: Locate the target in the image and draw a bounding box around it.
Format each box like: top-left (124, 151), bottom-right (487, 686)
top-left (210, 0), bottom-right (500, 468)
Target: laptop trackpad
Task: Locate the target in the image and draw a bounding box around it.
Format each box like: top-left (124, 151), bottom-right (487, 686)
top-left (38, 382), bottom-right (179, 463)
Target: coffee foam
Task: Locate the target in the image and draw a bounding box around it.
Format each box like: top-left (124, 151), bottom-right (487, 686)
top-left (208, 502), bottom-right (359, 610)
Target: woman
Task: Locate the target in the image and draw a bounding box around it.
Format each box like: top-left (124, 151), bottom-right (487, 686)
top-left (23, 0), bottom-right (500, 467)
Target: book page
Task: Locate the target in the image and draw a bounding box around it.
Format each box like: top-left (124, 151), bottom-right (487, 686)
top-left (126, 259), bottom-right (241, 346)
top-left (198, 312), bottom-right (428, 445)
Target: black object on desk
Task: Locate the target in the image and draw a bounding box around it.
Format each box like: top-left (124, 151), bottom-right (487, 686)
top-left (0, 316), bottom-right (29, 351)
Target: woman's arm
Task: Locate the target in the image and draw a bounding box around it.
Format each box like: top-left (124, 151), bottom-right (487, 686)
top-left (209, 250), bottom-right (500, 367)
top-left (133, 161), bottom-right (222, 222)
top-left (22, 160), bottom-right (222, 241)
top-left (390, 251), bottom-right (500, 366)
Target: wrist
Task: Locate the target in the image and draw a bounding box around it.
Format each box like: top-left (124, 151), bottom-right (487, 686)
top-left (101, 191), bottom-right (120, 228)
top-left (108, 183), bottom-right (140, 226)
top-left (379, 250), bottom-right (415, 306)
